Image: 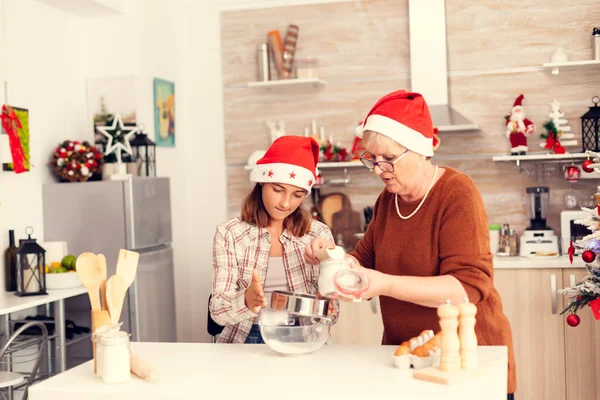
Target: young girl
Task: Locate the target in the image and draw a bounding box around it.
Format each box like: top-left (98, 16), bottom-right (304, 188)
top-left (210, 135), bottom-right (336, 344)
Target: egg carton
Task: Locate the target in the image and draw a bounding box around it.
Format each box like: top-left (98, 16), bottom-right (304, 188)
top-left (391, 330), bottom-right (440, 370)
top-left (392, 347), bottom-right (440, 370)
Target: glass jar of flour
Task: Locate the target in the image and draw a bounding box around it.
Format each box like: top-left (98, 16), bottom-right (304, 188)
top-left (95, 330), bottom-right (131, 384)
top-left (318, 258), bottom-right (369, 301)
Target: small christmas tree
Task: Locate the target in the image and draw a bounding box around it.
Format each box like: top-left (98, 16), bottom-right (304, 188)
top-left (558, 205), bottom-right (600, 326)
top-left (539, 100), bottom-right (577, 153)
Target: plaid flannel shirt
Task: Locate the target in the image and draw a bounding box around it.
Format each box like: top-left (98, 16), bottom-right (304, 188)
top-left (210, 217), bottom-right (337, 343)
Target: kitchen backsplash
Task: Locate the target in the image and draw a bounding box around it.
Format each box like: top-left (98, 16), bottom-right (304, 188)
top-left (221, 0), bottom-right (600, 237)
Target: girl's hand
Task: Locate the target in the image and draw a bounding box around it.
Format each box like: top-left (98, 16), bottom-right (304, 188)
top-left (245, 269), bottom-right (267, 313)
top-left (305, 237), bottom-right (336, 265)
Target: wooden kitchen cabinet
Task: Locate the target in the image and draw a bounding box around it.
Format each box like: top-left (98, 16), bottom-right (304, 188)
top-left (562, 268), bottom-right (600, 400)
top-left (494, 269), bottom-right (566, 400)
top-left (331, 297), bottom-right (384, 345)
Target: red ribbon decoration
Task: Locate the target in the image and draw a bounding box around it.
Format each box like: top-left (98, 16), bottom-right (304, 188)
top-left (1, 105), bottom-right (27, 173)
top-left (589, 298), bottom-right (600, 320)
top-left (568, 240), bottom-right (575, 264)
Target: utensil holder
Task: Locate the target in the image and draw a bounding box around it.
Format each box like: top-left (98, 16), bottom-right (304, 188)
top-left (91, 310), bottom-right (112, 374)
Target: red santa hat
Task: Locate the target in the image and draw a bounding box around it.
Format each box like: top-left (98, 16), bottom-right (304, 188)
top-left (513, 94), bottom-right (524, 109)
top-left (355, 90), bottom-right (435, 156)
top-left (250, 135), bottom-right (320, 193)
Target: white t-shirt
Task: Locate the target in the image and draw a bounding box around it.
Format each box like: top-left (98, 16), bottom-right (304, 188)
top-left (263, 256), bottom-right (290, 306)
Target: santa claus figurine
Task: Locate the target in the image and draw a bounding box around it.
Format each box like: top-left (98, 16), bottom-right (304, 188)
top-left (505, 94), bottom-right (535, 155)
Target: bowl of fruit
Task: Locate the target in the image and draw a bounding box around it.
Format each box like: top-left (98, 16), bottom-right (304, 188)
top-left (45, 254), bottom-right (82, 290)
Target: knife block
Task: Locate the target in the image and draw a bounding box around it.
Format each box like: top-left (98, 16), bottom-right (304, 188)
top-left (91, 310), bottom-right (112, 374)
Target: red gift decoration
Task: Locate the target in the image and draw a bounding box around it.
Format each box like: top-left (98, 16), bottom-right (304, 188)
top-left (564, 165), bottom-right (581, 182)
top-left (590, 298), bottom-right (600, 320)
top-left (351, 135), bottom-right (365, 160)
top-left (1, 105), bottom-right (27, 173)
top-left (432, 127), bottom-right (441, 151)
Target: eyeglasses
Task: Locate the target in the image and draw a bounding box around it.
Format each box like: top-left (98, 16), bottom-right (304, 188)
top-left (359, 149), bottom-right (409, 173)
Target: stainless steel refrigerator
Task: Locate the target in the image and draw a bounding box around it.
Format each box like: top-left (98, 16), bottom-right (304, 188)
top-left (42, 177), bottom-right (176, 343)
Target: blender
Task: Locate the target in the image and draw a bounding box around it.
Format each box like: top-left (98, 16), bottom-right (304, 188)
top-left (519, 186), bottom-right (560, 257)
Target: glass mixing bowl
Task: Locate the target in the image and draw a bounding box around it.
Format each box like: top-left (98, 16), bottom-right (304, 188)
top-left (258, 308), bottom-right (330, 356)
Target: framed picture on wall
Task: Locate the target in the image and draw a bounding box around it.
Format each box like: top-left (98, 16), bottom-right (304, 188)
top-left (153, 78), bottom-right (175, 147)
top-left (2, 106), bottom-right (30, 172)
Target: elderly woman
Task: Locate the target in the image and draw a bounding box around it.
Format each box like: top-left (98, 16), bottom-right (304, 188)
top-left (305, 90), bottom-right (516, 398)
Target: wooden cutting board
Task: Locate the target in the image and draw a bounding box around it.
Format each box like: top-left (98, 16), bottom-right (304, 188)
top-left (332, 207), bottom-right (362, 251)
top-left (320, 193), bottom-right (347, 228)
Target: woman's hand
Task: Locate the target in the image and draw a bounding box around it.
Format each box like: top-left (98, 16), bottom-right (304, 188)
top-left (245, 269), bottom-right (266, 313)
top-left (348, 261), bottom-right (391, 300)
top-left (304, 237), bottom-right (336, 265)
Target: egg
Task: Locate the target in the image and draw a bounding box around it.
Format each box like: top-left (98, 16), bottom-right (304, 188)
top-left (428, 333), bottom-right (442, 347)
top-left (412, 346), bottom-right (430, 358)
top-left (400, 341), bottom-right (410, 348)
top-left (422, 342), bottom-right (435, 352)
top-left (394, 345), bottom-right (411, 356)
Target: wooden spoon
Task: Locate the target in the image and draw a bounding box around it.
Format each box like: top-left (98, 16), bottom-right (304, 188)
top-left (116, 249), bottom-right (140, 290)
top-left (97, 254), bottom-right (108, 311)
top-left (75, 252), bottom-right (102, 311)
top-left (106, 275), bottom-right (127, 324)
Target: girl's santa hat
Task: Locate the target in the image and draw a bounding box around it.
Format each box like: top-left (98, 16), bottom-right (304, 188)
top-left (250, 135), bottom-right (320, 193)
top-left (355, 90), bottom-right (435, 156)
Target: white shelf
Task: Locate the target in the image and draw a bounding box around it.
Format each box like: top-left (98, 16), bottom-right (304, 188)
top-left (542, 59), bottom-right (600, 74)
top-left (492, 152), bottom-right (588, 162)
top-left (244, 161), bottom-right (364, 171)
top-left (245, 78), bottom-right (326, 89)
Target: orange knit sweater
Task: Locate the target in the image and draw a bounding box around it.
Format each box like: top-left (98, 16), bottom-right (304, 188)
top-left (351, 167), bottom-right (516, 394)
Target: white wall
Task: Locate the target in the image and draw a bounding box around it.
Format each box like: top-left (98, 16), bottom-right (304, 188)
top-left (0, 0), bottom-right (341, 344)
top-left (0, 0), bottom-right (89, 288)
top-left (0, 0), bottom-right (228, 344)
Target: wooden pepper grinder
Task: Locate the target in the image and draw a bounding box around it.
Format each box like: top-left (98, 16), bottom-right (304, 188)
top-left (457, 298), bottom-right (478, 370)
top-left (438, 300), bottom-right (460, 372)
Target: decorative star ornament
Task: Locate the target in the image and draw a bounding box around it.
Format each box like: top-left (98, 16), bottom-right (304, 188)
top-left (97, 113), bottom-right (138, 162)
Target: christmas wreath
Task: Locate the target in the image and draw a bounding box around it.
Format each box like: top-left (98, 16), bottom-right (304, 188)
top-left (50, 140), bottom-right (103, 182)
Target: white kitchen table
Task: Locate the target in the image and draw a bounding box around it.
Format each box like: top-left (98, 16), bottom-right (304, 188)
top-left (29, 343), bottom-right (508, 400)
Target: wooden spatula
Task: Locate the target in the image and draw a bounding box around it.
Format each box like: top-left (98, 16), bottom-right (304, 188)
top-left (76, 252), bottom-right (102, 311)
top-left (97, 254), bottom-right (108, 311)
top-left (106, 275), bottom-right (127, 324)
top-left (116, 249), bottom-right (140, 290)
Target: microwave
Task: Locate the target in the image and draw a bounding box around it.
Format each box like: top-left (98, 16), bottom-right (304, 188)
top-left (561, 210), bottom-right (593, 255)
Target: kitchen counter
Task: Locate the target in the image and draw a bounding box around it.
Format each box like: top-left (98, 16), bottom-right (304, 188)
top-left (30, 343), bottom-right (508, 400)
top-left (0, 286), bottom-right (88, 373)
top-left (493, 255), bottom-right (585, 269)
top-left (0, 287), bottom-right (87, 315)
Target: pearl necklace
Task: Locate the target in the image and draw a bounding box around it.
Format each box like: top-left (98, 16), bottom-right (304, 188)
top-left (395, 165), bottom-right (439, 220)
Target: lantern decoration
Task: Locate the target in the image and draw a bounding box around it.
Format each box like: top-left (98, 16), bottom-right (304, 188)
top-left (581, 96), bottom-right (600, 152)
top-left (15, 227), bottom-right (47, 297)
top-left (129, 127), bottom-right (156, 177)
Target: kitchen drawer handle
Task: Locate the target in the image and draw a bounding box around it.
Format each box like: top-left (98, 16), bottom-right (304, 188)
top-left (570, 274), bottom-right (576, 287)
top-left (551, 274), bottom-right (557, 315)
